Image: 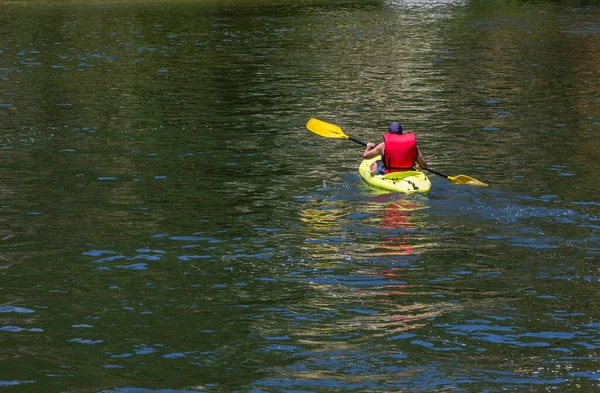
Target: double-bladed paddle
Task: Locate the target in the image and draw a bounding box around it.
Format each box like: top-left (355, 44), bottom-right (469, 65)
top-left (306, 118), bottom-right (488, 186)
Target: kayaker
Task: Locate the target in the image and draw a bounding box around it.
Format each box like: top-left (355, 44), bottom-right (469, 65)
top-left (363, 122), bottom-right (428, 175)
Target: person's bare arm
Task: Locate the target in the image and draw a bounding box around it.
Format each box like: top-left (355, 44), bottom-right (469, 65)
top-left (416, 147), bottom-right (427, 169)
top-left (363, 142), bottom-right (384, 159)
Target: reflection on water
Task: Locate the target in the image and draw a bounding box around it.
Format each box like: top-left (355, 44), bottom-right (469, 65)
top-left (367, 194), bottom-right (429, 256)
top-left (295, 193), bottom-right (461, 371)
top-left (1, 0), bottom-right (600, 392)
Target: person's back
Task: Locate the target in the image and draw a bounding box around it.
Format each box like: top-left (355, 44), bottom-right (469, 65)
top-left (363, 122), bottom-right (427, 175)
top-left (383, 129), bottom-right (417, 173)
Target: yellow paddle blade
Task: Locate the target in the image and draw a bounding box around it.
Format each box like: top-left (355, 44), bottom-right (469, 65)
top-left (306, 118), bottom-right (349, 139)
top-left (448, 175), bottom-right (488, 186)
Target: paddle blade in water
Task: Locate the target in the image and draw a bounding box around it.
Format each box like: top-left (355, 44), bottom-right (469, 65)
top-left (449, 175), bottom-right (488, 186)
top-left (306, 118), bottom-right (349, 139)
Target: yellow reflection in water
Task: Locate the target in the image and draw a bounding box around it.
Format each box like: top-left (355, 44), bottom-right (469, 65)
top-left (297, 200), bottom-right (351, 266)
top-left (296, 194), bottom-right (442, 340)
top-left (366, 194), bottom-right (430, 257)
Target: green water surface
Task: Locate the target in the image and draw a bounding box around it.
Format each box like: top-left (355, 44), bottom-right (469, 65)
top-left (1, 0), bottom-right (599, 392)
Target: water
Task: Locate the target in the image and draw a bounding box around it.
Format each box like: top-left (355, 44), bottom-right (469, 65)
top-left (1, 0), bottom-right (599, 391)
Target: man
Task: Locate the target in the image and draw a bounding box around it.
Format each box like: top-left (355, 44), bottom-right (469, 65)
top-left (363, 122), bottom-right (428, 175)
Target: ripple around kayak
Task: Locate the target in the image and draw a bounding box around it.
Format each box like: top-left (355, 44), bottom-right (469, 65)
top-left (359, 156), bottom-right (432, 194)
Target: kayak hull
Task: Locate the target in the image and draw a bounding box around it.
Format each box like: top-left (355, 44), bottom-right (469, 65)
top-left (359, 156), bottom-right (431, 194)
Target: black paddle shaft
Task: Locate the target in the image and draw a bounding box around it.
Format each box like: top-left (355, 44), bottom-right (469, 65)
top-left (348, 137), bottom-right (367, 147)
top-left (424, 168), bottom-right (449, 179)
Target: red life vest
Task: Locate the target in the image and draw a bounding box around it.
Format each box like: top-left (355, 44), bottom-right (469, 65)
top-left (383, 132), bottom-right (417, 173)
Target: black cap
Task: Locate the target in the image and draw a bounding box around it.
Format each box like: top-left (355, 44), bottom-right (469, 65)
top-left (388, 122), bottom-right (403, 134)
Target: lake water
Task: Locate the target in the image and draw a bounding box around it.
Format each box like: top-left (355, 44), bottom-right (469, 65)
top-left (1, 0), bottom-right (599, 392)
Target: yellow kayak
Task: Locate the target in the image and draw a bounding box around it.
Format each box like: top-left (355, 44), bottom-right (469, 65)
top-left (359, 156), bottom-right (431, 194)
